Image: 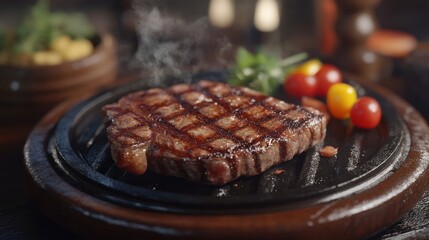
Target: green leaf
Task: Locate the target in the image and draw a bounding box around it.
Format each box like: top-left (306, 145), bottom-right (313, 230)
top-left (236, 47), bottom-right (255, 68)
top-left (228, 47), bottom-right (308, 96)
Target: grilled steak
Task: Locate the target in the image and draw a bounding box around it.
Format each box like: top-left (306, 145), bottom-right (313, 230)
top-left (103, 81), bottom-right (327, 185)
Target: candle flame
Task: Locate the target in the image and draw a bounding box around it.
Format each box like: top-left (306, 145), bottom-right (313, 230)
top-left (209, 0), bottom-right (235, 28)
top-left (254, 0), bottom-right (280, 32)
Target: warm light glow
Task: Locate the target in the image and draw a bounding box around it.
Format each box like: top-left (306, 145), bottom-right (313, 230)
top-left (254, 0), bottom-right (280, 32)
top-left (209, 0), bottom-right (235, 28)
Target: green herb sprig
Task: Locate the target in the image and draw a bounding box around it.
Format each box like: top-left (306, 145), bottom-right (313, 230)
top-left (228, 47), bottom-right (307, 96)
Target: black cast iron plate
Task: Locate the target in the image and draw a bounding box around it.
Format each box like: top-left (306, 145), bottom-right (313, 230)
top-left (50, 72), bottom-right (410, 214)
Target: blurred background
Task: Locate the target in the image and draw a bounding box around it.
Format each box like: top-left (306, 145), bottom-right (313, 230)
top-left (1, 0), bottom-right (428, 54)
top-left (0, 0), bottom-right (428, 122)
top-left (0, 0), bottom-right (428, 80)
top-left (0, 0), bottom-right (427, 64)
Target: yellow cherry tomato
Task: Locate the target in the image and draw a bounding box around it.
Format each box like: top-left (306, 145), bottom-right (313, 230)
top-left (295, 59), bottom-right (322, 76)
top-left (327, 83), bottom-right (357, 119)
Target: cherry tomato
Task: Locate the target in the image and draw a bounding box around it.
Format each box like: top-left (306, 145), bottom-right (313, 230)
top-left (350, 97), bottom-right (382, 129)
top-left (295, 59), bottom-right (322, 76)
top-left (327, 83), bottom-right (357, 119)
top-left (284, 72), bottom-right (317, 98)
top-left (315, 64), bottom-right (342, 96)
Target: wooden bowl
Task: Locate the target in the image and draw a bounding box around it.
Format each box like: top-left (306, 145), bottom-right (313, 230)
top-left (0, 33), bottom-right (118, 123)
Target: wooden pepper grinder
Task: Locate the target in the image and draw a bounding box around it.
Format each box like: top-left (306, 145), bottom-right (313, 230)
top-left (334, 0), bottom-right (382, 82)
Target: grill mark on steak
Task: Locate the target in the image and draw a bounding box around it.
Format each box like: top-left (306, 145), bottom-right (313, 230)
top-left (104, 105), bottom-right (147, 145)
top-left (109, 91), bottom-right (212, 164)
top-left (166, 87), bottom-right (256, 179)
top-left (197, 85), bottom-right (288, 174)
top-left (122, 88), bottom-right (249, 180)
top-left (196, 85), bottom-right (261, 174)
top-left (104, 81), bottom-right (327, 185)
top-left (167, 89), bottom-right (247, 148)
top-left (129, 100), bottom-right (201, 159)
top-left (199, 85), bottom-right (300, 170)
top-left (254, 102), bottom-right (299, 166)
top-left (179, 85), bottom-right (311, 160)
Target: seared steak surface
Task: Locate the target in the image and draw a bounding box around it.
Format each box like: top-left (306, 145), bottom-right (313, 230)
top-left (103, 81), bottom-right (327, 185)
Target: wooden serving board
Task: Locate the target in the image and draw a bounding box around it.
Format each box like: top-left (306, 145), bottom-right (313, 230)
top-left (24, 76), bottom-right (429, 240)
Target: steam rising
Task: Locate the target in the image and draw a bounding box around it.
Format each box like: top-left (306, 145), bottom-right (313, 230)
top-left (132, 1), bottom-right (232, 86)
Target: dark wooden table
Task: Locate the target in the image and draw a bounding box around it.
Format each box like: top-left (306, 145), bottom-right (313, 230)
top-left (0, 150), bottom-right (79, 240)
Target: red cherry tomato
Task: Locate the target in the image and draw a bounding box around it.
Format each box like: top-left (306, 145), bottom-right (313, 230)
top-left (315, 64), bottom-right (342, 97)
top-left (284, 72), bottom-right (317, 98)
top-left (350, 97), bottom-right (382, 129)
